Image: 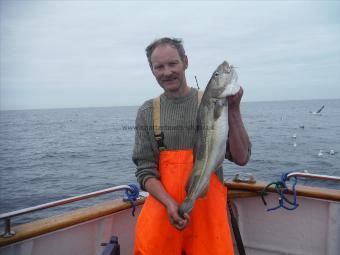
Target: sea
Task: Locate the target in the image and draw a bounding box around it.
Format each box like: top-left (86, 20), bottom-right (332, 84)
top-left (0, 99), bottom-right (339, 226)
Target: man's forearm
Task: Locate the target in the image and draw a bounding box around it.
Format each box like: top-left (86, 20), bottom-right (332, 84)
top-left (144, 177), bottom-right (177, 208)
top-left (228, 106), bottom-right (251, 165)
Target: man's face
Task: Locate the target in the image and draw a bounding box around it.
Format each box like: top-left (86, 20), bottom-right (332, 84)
top-left (150, 44), bottom-right (188, 93)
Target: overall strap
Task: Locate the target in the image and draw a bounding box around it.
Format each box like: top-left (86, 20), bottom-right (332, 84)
top-left (153, 90), bottom-right (204, 151)
top-left (197, 90), bottom-right (204, 105)
top-left (153, 96), bottom-right (166, 150)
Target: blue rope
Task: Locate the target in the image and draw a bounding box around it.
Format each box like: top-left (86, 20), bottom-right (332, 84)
top-left (261, 172), bottom-right (299, 211)
top-left (280, 172), bottom-right (299, 210)
top-left (124, 184), bottom-right (140, 216)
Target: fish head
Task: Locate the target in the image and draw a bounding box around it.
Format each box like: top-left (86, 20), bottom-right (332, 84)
top-left (208, 60), bottom-right (240, 98)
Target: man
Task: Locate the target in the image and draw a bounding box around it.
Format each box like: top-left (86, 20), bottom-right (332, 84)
top-left (133, 37), bottom-right (251, 254)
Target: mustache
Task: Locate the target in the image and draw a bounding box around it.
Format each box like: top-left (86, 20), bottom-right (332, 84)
top-left (161, 75), bottom-right (178, 81)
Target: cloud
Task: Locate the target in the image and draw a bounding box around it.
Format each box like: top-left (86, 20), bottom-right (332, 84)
top-left (1, 1), bottom-right (339, 110)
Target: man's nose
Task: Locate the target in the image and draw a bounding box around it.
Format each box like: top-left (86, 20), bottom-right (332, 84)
top-left (163, 66), bottom-right (173, 76)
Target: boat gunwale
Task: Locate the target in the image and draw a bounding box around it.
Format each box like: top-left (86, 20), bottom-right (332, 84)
top-left (1, 182), bottom-right (339, 248)
top-left (0, 199), bottom-right (145, 247)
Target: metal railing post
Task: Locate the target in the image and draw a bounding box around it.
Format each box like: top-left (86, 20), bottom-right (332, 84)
top-left (1, 218), bottom-right (15, 238)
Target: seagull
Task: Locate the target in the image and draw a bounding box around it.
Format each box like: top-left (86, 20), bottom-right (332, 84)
top-left (318, 150), bottom-right (323, 157)
top-left (310, 105), bottom-right (325, 115)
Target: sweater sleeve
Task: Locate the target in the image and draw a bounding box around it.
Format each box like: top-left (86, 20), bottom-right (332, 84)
top-left (132, 105), bottom-right (160, 190)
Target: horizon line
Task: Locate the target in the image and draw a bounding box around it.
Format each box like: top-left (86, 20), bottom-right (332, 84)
top-left (1, 97), bottom-right (339, 112)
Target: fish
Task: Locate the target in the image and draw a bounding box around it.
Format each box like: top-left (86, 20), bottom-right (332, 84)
top-left (178, 60), bottom-right (240, 217)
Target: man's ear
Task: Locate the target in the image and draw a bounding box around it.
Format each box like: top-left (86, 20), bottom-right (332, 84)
top-left (184, 55), bottom-right (188, 69)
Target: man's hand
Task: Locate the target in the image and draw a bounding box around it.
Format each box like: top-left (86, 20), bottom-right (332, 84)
top-left (144, 178), bottom-right (190, 230)
top-left (227, 86), bottom-right (243, 109)
top-left (166, 199), bottom-right (190, 230)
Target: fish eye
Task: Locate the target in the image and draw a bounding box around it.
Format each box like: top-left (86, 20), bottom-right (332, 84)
top-left (214, 72), bottom-right (219, 76)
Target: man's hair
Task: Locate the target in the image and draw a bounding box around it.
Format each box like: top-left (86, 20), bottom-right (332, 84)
top-left (145, 37), bottom-right (186, 68)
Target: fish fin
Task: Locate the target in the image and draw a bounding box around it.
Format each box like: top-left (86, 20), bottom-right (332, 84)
top-left (213, 100), bottom-right (224, 120)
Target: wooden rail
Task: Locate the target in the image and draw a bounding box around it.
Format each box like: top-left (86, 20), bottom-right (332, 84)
top-left (1, 182), bottom-right (339, 247)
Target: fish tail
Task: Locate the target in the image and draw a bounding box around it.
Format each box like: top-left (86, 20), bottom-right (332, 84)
top-left (178, 198), bottom-right (194, 218)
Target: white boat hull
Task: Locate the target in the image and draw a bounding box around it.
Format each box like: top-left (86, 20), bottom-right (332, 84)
top-left (233, 193), bottom-right (339, 255)
top-left (0, 206), bottom-right (142, 255)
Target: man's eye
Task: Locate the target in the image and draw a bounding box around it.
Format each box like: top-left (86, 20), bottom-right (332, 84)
top-left (214, 72), bottom-right (219, 76)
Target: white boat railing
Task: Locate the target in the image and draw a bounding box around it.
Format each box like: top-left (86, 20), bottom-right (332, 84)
top-left (0, 185), bottom-right (138, 238)
top-left (287, 171), bottom-right (340, 182)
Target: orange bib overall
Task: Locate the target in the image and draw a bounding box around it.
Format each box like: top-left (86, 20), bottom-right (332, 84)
top-left (134, 149), bottom-right (234, 255)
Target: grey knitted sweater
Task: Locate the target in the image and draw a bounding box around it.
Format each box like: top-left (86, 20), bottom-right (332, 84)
top-left (132, 87), bottom-right (233, 190)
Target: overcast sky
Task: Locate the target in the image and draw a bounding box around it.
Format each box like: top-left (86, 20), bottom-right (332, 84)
top-left (1, 1), bottom-right (339, 110)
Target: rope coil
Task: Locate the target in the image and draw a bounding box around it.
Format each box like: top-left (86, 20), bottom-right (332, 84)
top-left (124, 184), bottom-right (140, 216)
top-left (261, 172), bottom-right (299, 211)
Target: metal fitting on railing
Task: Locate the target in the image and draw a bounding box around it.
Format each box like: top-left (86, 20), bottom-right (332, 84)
top-left (1, 219), bottom-right (15, 238)
top-left (232, 173), bottom-right (256, 184)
